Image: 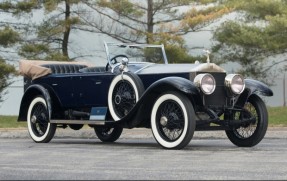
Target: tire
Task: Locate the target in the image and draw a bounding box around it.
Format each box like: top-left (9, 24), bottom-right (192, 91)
top-left (108, 72), bottom-right (144, 121)
top-left (151, 91), bottom-right (196, 149)
top-left (94, 125), bottom-right (123, 142)
top-left (27, 96), bottom-right (56, 143)
top-left (225, 94), bottom-right (268, 147)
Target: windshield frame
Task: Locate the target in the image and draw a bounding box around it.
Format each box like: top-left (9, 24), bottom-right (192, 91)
top-left (104, 42), bottom-right (169, 69)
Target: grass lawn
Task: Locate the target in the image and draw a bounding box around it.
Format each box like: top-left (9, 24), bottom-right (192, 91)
top-left (267, 106), bottom-right (287, 127)
top-left (0, 116), bottom-right (26, 128)
top-left (0, 107), bottom-right (286, 128)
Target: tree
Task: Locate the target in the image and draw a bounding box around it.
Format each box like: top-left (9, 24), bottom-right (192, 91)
top-left (19, 0), bottom-right (84, 61)
top-left (212, 0), bottom-right (287, 85)
top-left (0, 58), bottom-right (15, 103)
top-left (0, 27), bottom-right (18, 102)
top-left (77, 0), bottom-right (231, 63)
top-left (0, 0), bottom-right (37, 102)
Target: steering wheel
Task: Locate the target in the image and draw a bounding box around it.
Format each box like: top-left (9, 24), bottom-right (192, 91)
top-left (106, 54), bottom-right (128, 71)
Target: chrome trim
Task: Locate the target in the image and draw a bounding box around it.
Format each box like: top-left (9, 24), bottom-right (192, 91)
top-left (194, 73), bottom-right (216, 95)
top-left (225, 74), bottom-right (245, 95)
top-left (50, 119), bottom-right (105, 125)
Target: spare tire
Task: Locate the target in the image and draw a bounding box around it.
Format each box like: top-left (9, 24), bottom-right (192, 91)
top-left (108, 72), bottom-right (144, 121)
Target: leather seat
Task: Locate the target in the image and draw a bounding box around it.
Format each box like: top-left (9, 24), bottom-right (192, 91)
top-left (41, 64), bottom-right (88, 74)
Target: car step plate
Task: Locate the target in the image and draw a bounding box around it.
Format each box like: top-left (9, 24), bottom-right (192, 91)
top-left (50, 107), bottom-right (107, 125)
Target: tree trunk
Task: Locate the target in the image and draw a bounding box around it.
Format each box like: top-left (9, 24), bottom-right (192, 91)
top-left (63, 0), bottom-right (70, 59)
top-left (147, 0), bottom-right (153, 43)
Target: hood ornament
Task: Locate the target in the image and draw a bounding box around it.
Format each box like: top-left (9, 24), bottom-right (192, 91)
top-left (203, 50), bottom-right (211, 64)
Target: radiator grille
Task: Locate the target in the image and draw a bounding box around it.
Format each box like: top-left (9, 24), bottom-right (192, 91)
top-left (192, 72), bottom-right (227, 107)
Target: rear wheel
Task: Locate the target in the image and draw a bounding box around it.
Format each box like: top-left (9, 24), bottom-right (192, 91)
top-left (151, 92), bottom-right (195, 149)
top-left (27, 96), bottom-right (56, 143)
top-left (225, 94), bottom-right (268, 147)
top-left (94, 125), bottom-right (123, 142)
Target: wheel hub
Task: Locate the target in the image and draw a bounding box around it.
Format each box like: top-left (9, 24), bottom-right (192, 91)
top-left (115, 95), bottom-right (121, 105)
top-left (160, 116), bottom-right (168, 126)
top-left (31, 115), bottom-right (37, 123)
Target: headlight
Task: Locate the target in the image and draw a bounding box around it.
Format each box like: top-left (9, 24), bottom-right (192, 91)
top-left (225, 74), bottom-right (245, 95)
top-left (194, 73), bottom-right (216, 95)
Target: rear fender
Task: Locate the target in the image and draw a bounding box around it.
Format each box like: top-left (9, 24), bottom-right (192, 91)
top-left (18, 84), bottom-right (52, 122)
top-left (236, 79), bottom-right (273, 107)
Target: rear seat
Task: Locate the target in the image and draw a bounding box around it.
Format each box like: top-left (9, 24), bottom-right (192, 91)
top-left (41, 64), bottom-right (88, 74)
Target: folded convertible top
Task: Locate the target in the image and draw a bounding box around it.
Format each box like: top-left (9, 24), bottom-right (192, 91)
top-left (19, 60), bottom-right (93, 80)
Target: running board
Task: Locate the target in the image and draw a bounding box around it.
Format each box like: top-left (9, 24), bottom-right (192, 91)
top-left (50, 119), bottom-right (105, 125)
top-left (50, 107), bottom-right (108, 126)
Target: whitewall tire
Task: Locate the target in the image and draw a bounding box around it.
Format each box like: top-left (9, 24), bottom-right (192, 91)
top-left (108, 72), bottom-right (144, 121)
top-left (151, 92), bottom-right (195, 149)
top-left (27, 96), bottom-right (56, 143)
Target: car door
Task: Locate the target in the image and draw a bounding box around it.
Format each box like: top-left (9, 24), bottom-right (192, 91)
top-left (72, 73), bottom-right (115, 107)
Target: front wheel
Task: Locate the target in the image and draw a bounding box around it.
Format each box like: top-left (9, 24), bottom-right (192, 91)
top-left (225, 94), bottom-right (268, 147)
top-left (151, 92), bottom-right (196, 149)
top-left (27, 96), bottom-right (56, 143)
top-left (94, 125), bottom-right (123, 142)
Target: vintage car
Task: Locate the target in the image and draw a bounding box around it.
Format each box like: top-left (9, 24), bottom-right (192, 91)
top-left (18, 42), bottom-right (273, 149)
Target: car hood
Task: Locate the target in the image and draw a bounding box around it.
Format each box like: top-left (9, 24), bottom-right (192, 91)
top-left (137, 63), bottom-right (226, 74)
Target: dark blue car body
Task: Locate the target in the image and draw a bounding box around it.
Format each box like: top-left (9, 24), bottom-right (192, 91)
top-left (17, 43), bottom-right (273, 149)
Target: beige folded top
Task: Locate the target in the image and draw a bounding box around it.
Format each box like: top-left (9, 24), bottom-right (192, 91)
top-left (19, 60), bottom-right (93, 80)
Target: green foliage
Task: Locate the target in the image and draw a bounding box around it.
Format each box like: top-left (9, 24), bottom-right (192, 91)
top-left (0, 27), bottom-right (20, 47)
top-left (19, 43), bottom-right (70, 61)
top-left (97, 0), bottom-right (144, 17)
top-left (238, 0), bottom-right (286, 20)
top-left (0, 58), bottom-right (16, 103)
top-left (181, 5), bottom-right (231, 32)
top-left (18, 0), bottom-right (83, 60)
top-left (212, 0), bottom-right (287, 85)
top-left (0, 0), bottom-right (38, 14)
top-left (86, 0), bottom-right (231, 63)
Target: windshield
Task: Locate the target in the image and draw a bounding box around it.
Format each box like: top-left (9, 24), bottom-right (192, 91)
top-left (104, 42), bottom-right (168, 65)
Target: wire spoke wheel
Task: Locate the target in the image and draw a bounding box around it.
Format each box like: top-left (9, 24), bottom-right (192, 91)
top-left (108, 72), bottom-right (144, 121)
top-left (225, 95), bottom-right (268, 147)
top-left (156, 100), bottom-right (185, 142)
top-left (27, 97), bottom-right (56, 143)
top-left (112, 80), bottom-right (136, 118)
top-left (233, 103), bottom-right (258, 139)
top-left (151, 92), bottom-right (195, 149)
top-left (30, 102), bottom-right (49, 137)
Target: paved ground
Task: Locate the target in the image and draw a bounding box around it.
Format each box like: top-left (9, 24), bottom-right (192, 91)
top-left (0, 127), bottom-right (287, 180)
top-left (1, 126), bottom-right (287, 140)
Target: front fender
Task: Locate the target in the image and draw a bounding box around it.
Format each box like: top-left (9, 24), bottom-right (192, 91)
top-left (139, 76), bottom-right (202, 108)
top-left (245, 79), bottom-right (273, 97)
top-left (120, 77), bottom-right (201, 128)
top-left (236, 79), bottom-right (273, 107)
top-left (18, 84), bottom-right (52, 122)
